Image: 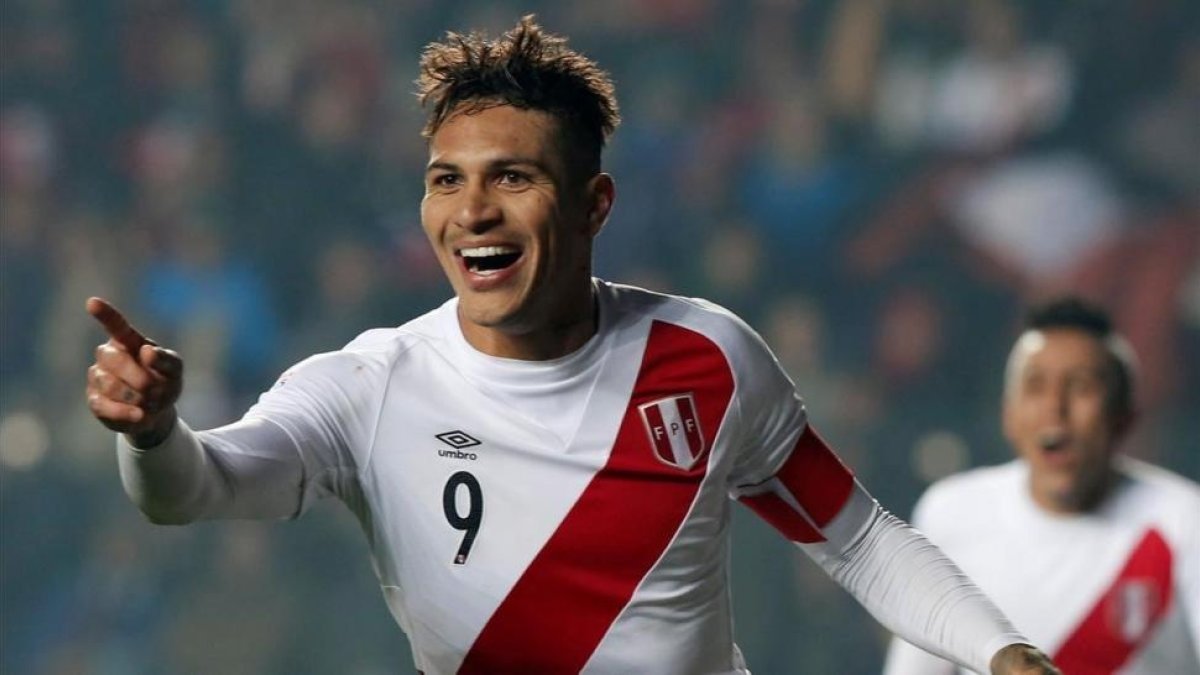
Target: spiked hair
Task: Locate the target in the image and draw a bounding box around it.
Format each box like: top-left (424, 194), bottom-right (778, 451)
top-left (416, 15), bottom-right (620, 175)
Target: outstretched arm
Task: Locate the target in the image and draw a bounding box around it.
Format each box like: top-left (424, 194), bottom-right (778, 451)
top-left (86, 298), bottom-right (344, 524)
top-left (736, 426), bottom-right (1058, 675)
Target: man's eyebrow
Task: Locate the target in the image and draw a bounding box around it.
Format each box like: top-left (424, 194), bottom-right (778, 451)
top-left (490, 157), bottom-right (547, 171)
top-left (425, 157), bottom-right (550, 174)
top-left (426, 161), bottom-right (459, 175)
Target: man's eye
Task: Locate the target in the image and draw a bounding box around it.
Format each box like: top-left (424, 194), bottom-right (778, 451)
top-left (498, 170), bottom-right (528, 185)
top-left (1069, 376), bottom-right (1102, 396)
top-left (432, 174), bottom-right (460, 187)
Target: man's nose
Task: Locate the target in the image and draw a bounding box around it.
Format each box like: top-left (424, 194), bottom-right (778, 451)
top-left (454, 183), bottom-right (502, 233)
top-left (1049, 381), bottom-right (1071, 421)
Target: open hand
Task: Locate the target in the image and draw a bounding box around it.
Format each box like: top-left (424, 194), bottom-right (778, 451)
top-left (85, 297), bottom-right (183, 448)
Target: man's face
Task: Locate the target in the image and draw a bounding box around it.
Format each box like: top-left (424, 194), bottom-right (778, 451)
top-left (421, 104), bottom-right (607, 343)
top-left (1002, 328), bottom-right (1128, 513)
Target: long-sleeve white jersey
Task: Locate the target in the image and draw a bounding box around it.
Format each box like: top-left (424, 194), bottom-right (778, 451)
top-left (884, 459), bottom-right (1200, 675)
top-left (118, 279), bottom-right (1026, 674)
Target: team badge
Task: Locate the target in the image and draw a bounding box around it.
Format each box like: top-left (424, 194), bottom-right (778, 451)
top-left (638, 393), bottom-right (706, 470)
top-left (1106, 578), bottom-right (1162, 643)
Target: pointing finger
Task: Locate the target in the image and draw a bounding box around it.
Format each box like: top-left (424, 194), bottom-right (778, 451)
top-left (86, 297), bottom-right (149, 354)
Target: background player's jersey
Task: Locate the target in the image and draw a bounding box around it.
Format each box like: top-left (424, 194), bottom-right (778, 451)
top-left (884, 459), bottom-right (1200, 675)
top-left (233, 280), bottom-right (833, 674)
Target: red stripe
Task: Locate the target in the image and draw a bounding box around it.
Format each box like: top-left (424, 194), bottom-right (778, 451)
top-left (739, 425), bottom-right (855, 543)
top-left (740, 488), bottom-right (824, 543)
top-left (678, 395), bottom-right (704, 461)
top-left (1053, 528), bottom-right (1173, 675)
top-left (459, 321), bottom-right (735, 673)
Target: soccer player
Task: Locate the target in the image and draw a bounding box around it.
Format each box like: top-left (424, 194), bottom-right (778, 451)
top-left (87, 16), bottom-right (1059, 675)
top-left (884, 297), bottom-right (1200, 674)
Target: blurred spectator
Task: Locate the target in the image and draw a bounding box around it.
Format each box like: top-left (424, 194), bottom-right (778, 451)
top-left (1117, 40), bottom-right (1200, 201)
top-left (948, 151), bottom-right (1125, 293)
top-left (0, 104), bottom-right (57, 399)
top-left (736, 84), bottom-right (865, 292)
top-left (692, 221), bottom-right (768, 321)
top-left (285, 236), bottom-right (393, 360)
top-left (2, 2), bottom-right (1196, 674)
top-left (925, 0), bottom-right (1071, 154)
top-left (597, 63), bottom-right (698, 281)
top-left (138, 217), bottom-right (279, 415)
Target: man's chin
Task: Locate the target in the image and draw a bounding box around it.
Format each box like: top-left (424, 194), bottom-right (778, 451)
top-left (458, 299), bottom-right (530, 332)
top-left (1043, 477), bottom-right (1108, 513)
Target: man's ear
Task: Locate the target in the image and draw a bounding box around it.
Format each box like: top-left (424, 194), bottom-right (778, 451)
top-left (1110, 406), bottom-right (1137, 443)
top-left (584, 173), bottom-right (615, 237)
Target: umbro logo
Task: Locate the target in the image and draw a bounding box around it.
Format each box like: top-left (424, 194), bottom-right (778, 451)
top-left (436, 430), bottom-right (480, 460)
top-left (437, 431), bottom-right (481, 449)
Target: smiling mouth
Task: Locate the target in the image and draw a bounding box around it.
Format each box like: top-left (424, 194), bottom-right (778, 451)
top-left (458, 245), bottom-right (522, 276)
top-left (1038, 429), bottom-right (1070, 453)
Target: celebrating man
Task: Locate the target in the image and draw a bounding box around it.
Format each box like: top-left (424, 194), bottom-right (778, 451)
top-left (89, 16), bottom-right (1058, 675)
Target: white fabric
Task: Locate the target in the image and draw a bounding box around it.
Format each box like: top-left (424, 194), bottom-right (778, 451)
top-left (808, 485), bottom-right (1024, 674)
top-left (884, 458), bottom-right (1200, 675)
top-left (118, 279), bottom-right (1024, 674)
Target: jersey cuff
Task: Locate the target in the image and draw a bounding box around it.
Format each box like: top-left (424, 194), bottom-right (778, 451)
top-left (982, 633), bottom-right (1035, 674)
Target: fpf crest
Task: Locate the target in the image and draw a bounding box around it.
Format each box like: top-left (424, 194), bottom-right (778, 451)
top-left (638, 393), bottom-right (706, 470)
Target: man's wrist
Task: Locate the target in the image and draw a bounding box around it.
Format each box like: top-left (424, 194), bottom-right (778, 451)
top-left (126, 409), bottom-right (179, 450)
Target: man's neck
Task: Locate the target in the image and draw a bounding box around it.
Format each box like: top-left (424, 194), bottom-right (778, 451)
top-left (458, 286), bottom-right (598, 361)
top-left (1028, 466), bottom-right (1120, 516)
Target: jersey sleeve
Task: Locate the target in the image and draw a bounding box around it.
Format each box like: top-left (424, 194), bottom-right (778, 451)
top-left (797, 482), bottom-right (1027, 674)
top-left (117, 340), bottom-right (391, 523)
top-left (722, 316), bottom-right (857, 546)
top-left (718, 323), bottom-right (1026, 673)
top-left (880, 487), bottom-right (973, 675)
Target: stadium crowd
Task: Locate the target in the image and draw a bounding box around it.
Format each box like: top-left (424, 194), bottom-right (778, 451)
top-left (1, 1), bottom-right (1196, 673)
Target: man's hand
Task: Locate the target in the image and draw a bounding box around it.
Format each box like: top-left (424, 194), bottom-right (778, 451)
top-left (990, 643), bottom-right (1061, 675)
top-left (85, 297), bottom-right (183, 449)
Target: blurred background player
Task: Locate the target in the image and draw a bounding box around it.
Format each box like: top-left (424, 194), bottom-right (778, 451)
top-left (883, 297), bottom-right (1200, 674)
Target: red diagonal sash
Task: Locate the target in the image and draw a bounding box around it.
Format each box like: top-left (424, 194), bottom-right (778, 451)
top-left (459, 321), bottom-right (735, 673)
top-left (1053, 528), bottom-right (1173, 674)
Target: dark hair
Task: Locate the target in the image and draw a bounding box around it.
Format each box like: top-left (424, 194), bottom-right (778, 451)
top-left (416, 15), bottom-right (620, 176)
top-left (1024, 296), bottom-right (1137, 416)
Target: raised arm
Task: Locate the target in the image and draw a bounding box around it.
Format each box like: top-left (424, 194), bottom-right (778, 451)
top-left (85, 298), bottom-right (323, 524)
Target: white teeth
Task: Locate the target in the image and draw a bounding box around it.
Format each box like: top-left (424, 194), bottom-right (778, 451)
top-left (460, 245), bottom-right (519, 258)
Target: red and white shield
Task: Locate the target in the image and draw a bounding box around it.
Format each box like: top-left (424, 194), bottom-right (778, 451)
top-left (638, 393), bottom-right (706, 470)
top-left (1107, 578), bottom-right (1161, 642)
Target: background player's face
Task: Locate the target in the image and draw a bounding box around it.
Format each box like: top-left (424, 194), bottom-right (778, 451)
top-left (1002, 328), bottom-right (1128, 513)
top-left (421, 104), bottom-right (609, 348)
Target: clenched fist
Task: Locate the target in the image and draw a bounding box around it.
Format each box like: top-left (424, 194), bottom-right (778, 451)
top-left (85, 297), bottom-right (183, 449)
